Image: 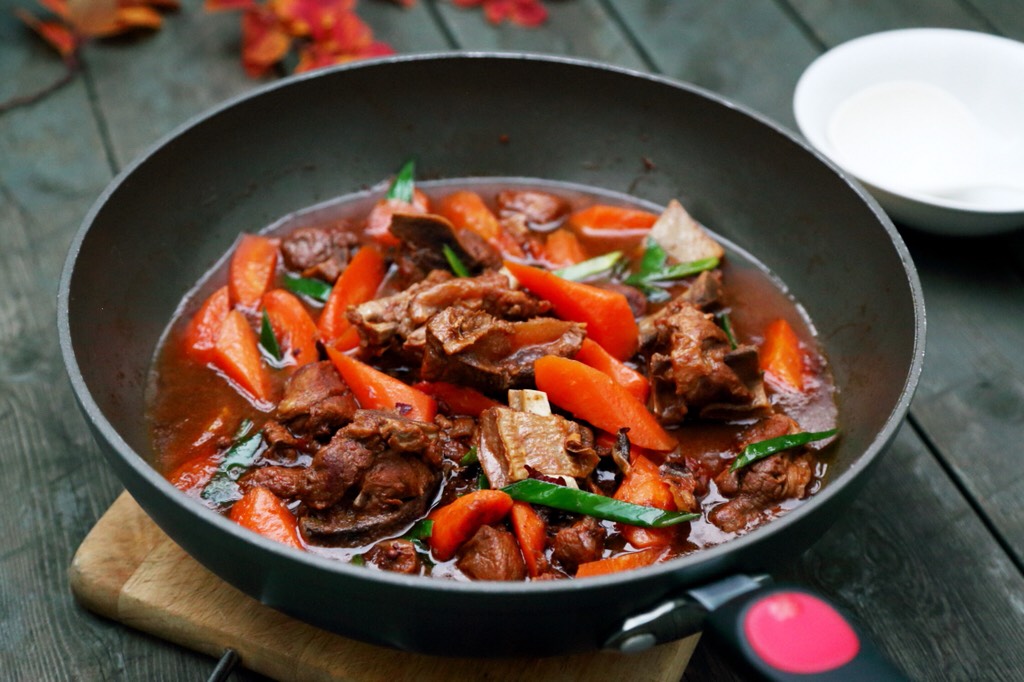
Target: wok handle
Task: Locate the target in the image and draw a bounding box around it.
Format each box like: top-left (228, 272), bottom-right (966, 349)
top-left (702, 583), bottom-right (908, 681)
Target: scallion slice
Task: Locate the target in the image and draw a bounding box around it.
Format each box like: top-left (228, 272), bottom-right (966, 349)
top-left (201, 421), bottom-right (264, 507)
top-left (554, 250), bottom-right (623, 281)
top-left (259, 309), bottom-right (282, 361)
top-left (284, 274), bottom-right (332, 303)
top-left (386, 159), bottom-right (416, 203)
top-left (443, 244), bottom-right (471, 277)
top-left (502, 479), bottom-right (699, 528)
top-left (730, 429), bottom-right (838, 472)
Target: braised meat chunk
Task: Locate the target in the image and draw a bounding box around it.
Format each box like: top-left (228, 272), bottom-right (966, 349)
top-left (348, 270), bottom-right (551, 362)
top-left (155, 177), bottom-right (839, 583)
top-left (456, 525), bottom-right (527, 581)
top-left (280, 224), bottom-right (359, 282)
top-left (276, 361), bottom-right (359, 440)
top-left (647, 299), bottom-right (768, 423)
top-left (422, 306), bottom-right (585, 392)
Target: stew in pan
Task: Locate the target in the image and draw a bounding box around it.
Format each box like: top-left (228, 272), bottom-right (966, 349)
top-left (147, 162), bottom-right (838, 581)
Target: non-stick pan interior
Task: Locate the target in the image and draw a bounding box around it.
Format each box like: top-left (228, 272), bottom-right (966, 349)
top-left (61, 54), bottom-right (923, 655)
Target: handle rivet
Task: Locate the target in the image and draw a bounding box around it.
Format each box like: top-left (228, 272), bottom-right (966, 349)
top-left (619, 633), bottom-right (657, 653)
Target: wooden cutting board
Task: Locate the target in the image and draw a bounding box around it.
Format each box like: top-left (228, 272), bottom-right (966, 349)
top-left (69, 492), bottom-right (698, 681)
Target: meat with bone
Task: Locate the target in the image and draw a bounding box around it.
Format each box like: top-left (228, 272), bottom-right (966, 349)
top-left (551, 516), bottom-right (605, 574)
top-left (477, 406), bottom-right (598, 489)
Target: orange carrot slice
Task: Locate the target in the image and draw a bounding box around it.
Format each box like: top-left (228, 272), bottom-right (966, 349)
top-left (510, 500), bottom-right (548, 578)
top-left (183, 285), bottom-right (230, 364)
top-left (428, 489), bottom-right (514, 561)
top-left (318, 245), bottom-right (386, 346)
top-left (504, 260), bottom-right (638, 360)
top-left (535, 355), bottom-right (674, 451)
top-left (212, 309), bottom-right (270, 403)
top-left (760, 318), bottom-right (805, 391)
top-left (325, 346), bottom-right (436, 422)
top-left (229, 234), bottom-right (279, 309)
top-left (262, 289), bottom-right (320, 366)
top-left (575, 338), bottom-right (650, 404)
top-left (229, 487), bottom-right (303, 550)
top-left (575, 547), bottom-right (664, 578)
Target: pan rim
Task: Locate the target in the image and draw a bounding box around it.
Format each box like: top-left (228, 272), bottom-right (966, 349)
top-left (57, 51), bottom-right (926, 598)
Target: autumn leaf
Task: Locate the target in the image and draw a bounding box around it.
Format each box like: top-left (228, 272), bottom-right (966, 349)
top-left (15, 7), bottom-right (78, 57)
top-left (241, 5), bottom-right (292, 77)
top-left (451, 0), bottom-right (548, 27)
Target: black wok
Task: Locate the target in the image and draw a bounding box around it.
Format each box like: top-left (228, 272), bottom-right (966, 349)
top-left (58, 54), bottom-right (924, 671)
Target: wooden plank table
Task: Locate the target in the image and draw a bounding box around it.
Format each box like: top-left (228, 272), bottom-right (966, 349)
top-left (3, 0), bottom-right (1024, 679)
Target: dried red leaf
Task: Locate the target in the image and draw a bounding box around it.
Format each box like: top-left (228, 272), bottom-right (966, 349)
top-left (450, 0), bottom-right (547, 26)
top-left (295, 35), bottom-right (393, 73)
top-left (270, 0), bottom-right (355, 37)
top-left (241, 6), bottom-right (291, 77)
top-left (15, 8), bottom-right (79, 58)
top-left (310, 8), bottom-right (371, 52)
top-left (508, 0), bottom-right (546, 26)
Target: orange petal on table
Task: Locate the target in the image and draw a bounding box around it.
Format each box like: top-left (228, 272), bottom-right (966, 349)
top-left (15, 9), bottom-right (79, 58)
top-left (509, 0), bottom-right (547, 27)
top-left (310, 8), bottom-right (372, 52)
top-left (242, 6), bottom-right (291, 78)
top-left (66, 0), bottom-right (118, 34)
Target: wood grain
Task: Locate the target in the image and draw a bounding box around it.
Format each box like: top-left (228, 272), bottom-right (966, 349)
top-left (71, 493), bottom-right (698, 682)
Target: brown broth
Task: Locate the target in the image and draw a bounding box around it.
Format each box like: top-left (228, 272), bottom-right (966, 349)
top-left (146, 178), bottom-right (838, 574)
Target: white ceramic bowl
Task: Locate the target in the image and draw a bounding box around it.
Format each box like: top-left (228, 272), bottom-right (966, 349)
top-left (794, 28), bottom-right (1024, 235)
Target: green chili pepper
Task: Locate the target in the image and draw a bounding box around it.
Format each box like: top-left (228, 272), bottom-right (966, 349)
top-left (443, 244), bottom-right (471, 277)
top-left (386, 159), bottom-right (416, 203)
top-left (259, 309), bottom-right (282, 361)
top-left (729, 429), bottom-right (838, 472)
top-left (502, 479), bottom-right (699, 528)
top-left (554, 250), bottom-right (623, 281)
top-left (201, 421), bottom-right (264, 507)
top-left (283, 274), bottom-right (332, 303)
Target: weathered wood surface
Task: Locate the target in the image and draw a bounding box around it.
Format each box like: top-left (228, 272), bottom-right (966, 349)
top-left (3, 0), bottom-right (1024, 679)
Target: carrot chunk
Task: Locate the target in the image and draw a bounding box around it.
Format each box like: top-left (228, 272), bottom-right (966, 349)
top-left (760, 318), bottom-right (805, 391)
top-left (412, 381), bottom-right (501, 418)
top-left (229, 487), bottom-right (303, 549)
top-left (318, 245), bottom-right (386, 346)
top-left (544, 228), bottom-right (586, 267)
top-left (567, 205), bottom-right (659, 235)
top-left (183, 285), bottom-right (230, 364)
top-left (262, 289), bottom-right (320, 366)
top-left (229, 234), bottom-right (279, 309)
top-left (575, 338), bottom-right (650, 404)
top-left (534, 355), bottom-right (675, 452)
top-left (325, 346), bottom-right (436, 422)
top-left (168, 452), bottom-right (220, 496)
top-left (212, 309), bottom-right (270, 403)
top-left (437, 190), bottom-right (525, 258)
top-left (614, 454), bottom-right (679, 548)
top-left (428, 489), bottom-right (514, 561)
top-left (504, 260), bottom-right (638, 360)
top-left (364, 189), bottom-right (430, 246)
top-left (510, 500), bottom-right (548, 578)
top-left (575, 547), bottom-right (664, 578)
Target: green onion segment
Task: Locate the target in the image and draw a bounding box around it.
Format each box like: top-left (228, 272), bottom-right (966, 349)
top-left (554, 251), bottom-right (623, 281)
top-left (201, 421), bottom-right (264, 507)
top-left (386, 159), bottom-right (416, 203)
top-left (502, 479), bottom-right (699, 528)
top-left (443, 244), bottom-right (471, 277)
top-left (730, 429), bottom-right (838, 472)
top-left (283, 274), bottom-right (332, 303)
